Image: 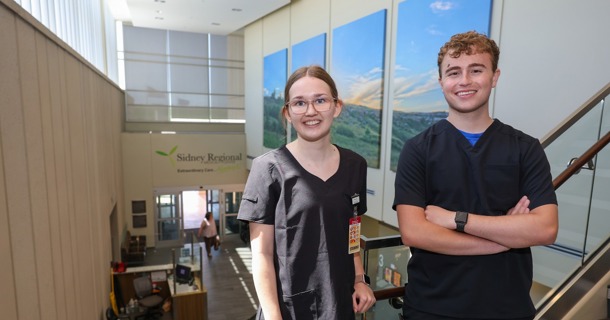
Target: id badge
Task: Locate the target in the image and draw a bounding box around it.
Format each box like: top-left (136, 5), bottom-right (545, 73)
top-left (348, 216), bottom-right (361, 254)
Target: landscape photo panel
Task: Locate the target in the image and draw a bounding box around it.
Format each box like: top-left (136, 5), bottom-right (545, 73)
top-left (290, 33), bottom-right (327, 141)
top-left (391, 0), bottom-right (492, 170)
top-left (263, 49), bottom-right (288, 149)
top-left (331, 10), bottom-right (387, 168)
top-left (291, 33), bottom-right (326, 72)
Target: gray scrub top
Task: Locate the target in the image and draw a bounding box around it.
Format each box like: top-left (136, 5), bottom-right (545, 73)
top-left (238, 145), bottom-right (367, 320)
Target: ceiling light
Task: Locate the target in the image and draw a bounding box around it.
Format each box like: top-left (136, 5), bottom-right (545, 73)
top-left (155, 16), bottom-right (164, 20)
top-left (211, 22), bottom-right (220, 26)
top-left (232, 8), bottom-right (242, 12)
top-left (156, 10), bottom-right (162, 14)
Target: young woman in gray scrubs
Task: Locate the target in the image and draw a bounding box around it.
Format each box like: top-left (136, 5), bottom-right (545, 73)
top-left (238, 65), bottom-right (376, 320)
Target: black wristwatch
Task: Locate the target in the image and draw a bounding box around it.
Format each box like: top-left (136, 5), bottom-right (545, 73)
top-left (355, 274), bottom-right (370, 286)
top-left (455, 211), bottom-right (469, 233)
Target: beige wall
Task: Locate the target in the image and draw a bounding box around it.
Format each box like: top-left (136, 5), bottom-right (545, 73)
top-left (0, 2), bottom-right (125, 320)
top-left (121, 133), bottom-right (247, 245)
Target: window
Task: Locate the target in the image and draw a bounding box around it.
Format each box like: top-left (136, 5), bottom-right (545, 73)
top-left (120, 26), bottom-right (245, 123)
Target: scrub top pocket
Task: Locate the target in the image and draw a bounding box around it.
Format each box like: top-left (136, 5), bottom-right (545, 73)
top-left (283, 289), bottom-right (318, 320)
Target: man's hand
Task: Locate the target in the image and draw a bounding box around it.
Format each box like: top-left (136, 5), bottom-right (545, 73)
top-left (507, 196), bottom-right (530, 215)
top-left (424, 205), bottom-right (454, 229)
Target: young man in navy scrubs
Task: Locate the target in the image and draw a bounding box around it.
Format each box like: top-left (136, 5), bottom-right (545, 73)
top-left (393, 31), bottom-right (558, 319)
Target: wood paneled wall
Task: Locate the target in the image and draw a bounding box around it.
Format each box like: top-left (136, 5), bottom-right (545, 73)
top-left (0, 2), bottom-right (125, 319)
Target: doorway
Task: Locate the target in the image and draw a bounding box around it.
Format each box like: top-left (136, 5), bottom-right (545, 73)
top-left (154, 187), bottom-right (237, 247)
top-left (154, 191), bottom-right (183, 248)
top-left (222, 191), bottom-right (244, 238)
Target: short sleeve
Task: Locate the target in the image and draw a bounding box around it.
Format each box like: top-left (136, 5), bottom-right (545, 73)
top-left (237, 155), bottom-right (280, 225)
top-left (520, 140), bottom-right (557, 209)
top-left (393, 138), bottom-right (426, 210)
top-left (357, 155), bottom-right (368, 215)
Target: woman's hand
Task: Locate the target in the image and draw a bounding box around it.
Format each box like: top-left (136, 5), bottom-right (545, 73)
top-left (352, 282), bottom-right (376, 314)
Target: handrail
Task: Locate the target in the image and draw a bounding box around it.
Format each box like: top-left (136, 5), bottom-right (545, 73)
top-left (553, 130), bottom-right (610, 189)
top-left (372, 132), bottom-right (610, 302)
top-left (374, 286), bottom-right (404, 300)
top-left (540, 81), bottom-right (610, 148)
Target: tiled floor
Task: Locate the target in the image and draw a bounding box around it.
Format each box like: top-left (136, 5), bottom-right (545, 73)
top-left (144, 234), bottom-right (259, 320)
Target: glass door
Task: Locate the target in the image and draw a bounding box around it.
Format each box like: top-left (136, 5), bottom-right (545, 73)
top-left (223, 191), bottom-right (245, 240)
top-left (154, 191), bottom-right (184, 247)
top-left (205, 189), bottom-right (222, 238)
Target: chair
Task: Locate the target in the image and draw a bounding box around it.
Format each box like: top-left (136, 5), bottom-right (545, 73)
top-left (133, 276), bottom-right (164, 319)
top-left (106, 307), bottom-right (118, 320)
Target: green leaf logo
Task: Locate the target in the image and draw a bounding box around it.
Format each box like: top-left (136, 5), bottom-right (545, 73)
top-left (155, 145), bottom-right (178, 167)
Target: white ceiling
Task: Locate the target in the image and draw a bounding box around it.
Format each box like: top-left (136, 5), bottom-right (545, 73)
top-left (117, 0), bottom-right (291, 35)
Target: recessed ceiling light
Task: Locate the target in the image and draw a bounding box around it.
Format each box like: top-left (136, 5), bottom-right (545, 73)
top-left (211, 22), bottom-right (220, 26)
top-left (156, 10), bottom-right (162, 14)
top-left (232, 8), bottom-right (242, 12)
top-left (155, 16), bottom-right (164, 20)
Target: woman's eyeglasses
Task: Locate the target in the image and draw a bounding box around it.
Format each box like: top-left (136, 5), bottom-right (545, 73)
top-left (285, 96), bottom-right (337, 114)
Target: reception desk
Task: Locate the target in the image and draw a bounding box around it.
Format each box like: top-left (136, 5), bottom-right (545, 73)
top-left (114, 261), bottom-right (207, 320)
top-left (113, 264), bottom-right (173, 311)
top-left (168, 275), bottom-right (207, 320)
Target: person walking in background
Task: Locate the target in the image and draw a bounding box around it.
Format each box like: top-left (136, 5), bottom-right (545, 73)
top-left (238, 65), bottom-right (376, 319)
top-left (198, 211), bottom-right (219, 258)
top-left (393, 31), bottom-right (558, 319)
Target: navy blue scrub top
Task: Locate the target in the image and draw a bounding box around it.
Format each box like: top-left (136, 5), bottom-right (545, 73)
top-left (393, 119), bottom-right (557, 319)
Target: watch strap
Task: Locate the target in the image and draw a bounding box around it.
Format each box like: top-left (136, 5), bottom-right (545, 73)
top-left (355, 274), bottom-right (370, 286)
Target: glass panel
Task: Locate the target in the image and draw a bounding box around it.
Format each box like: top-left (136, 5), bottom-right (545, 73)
top-left (533, 96), bottom-right (607, 307)
top-left (222, 192), bottom-right (243, 237)
top-left (225, 192), bottom-right (242, 214)
top-left (157, 194), bottom-right (177, 219)
top-left (223, 215), bottom-right (240, 235)
top-left (209, 34), bottom-right (227, 59)
top-left (124, 61), bottom-right (168, 92)
top-left (125, 105), bottom-right (171, 122)
top-left (169, 64), bottom-right (209, 95)
top-left (585, 98), bottom-right (609, 256)
top-left (170, 93), bottom-right (209, 108)
top-left (360, 235), bottom-right (409, 319)
top-left (157, 220), bottom-right (180, 241)
top-left (210, 34), bottom-right (244, 62)
top-left (209, 107), bottom-right (245, 122)
top-left (171, 234), bottom-right (203, 294)
top-left (210, 67), bottom-right (244, 96)
top-left (126, 90), bottom-right (170, 106)
top-left (170, 106), bottom-right (211, 121)
top-left (169, 30), bottom-right (208, 58)
top-left (123, 25), bottom-right (167, 54)
top-left (209, 95), bottom-right (245, 109)
top-left (155, 193), bottom-right (183, 246)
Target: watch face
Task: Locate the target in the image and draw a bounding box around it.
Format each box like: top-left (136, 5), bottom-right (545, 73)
top-left (456, 211), bottom-right (468, 223)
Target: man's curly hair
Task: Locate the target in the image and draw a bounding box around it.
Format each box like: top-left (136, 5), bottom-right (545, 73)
top-left (437, 30), bottom-right (500, 78)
